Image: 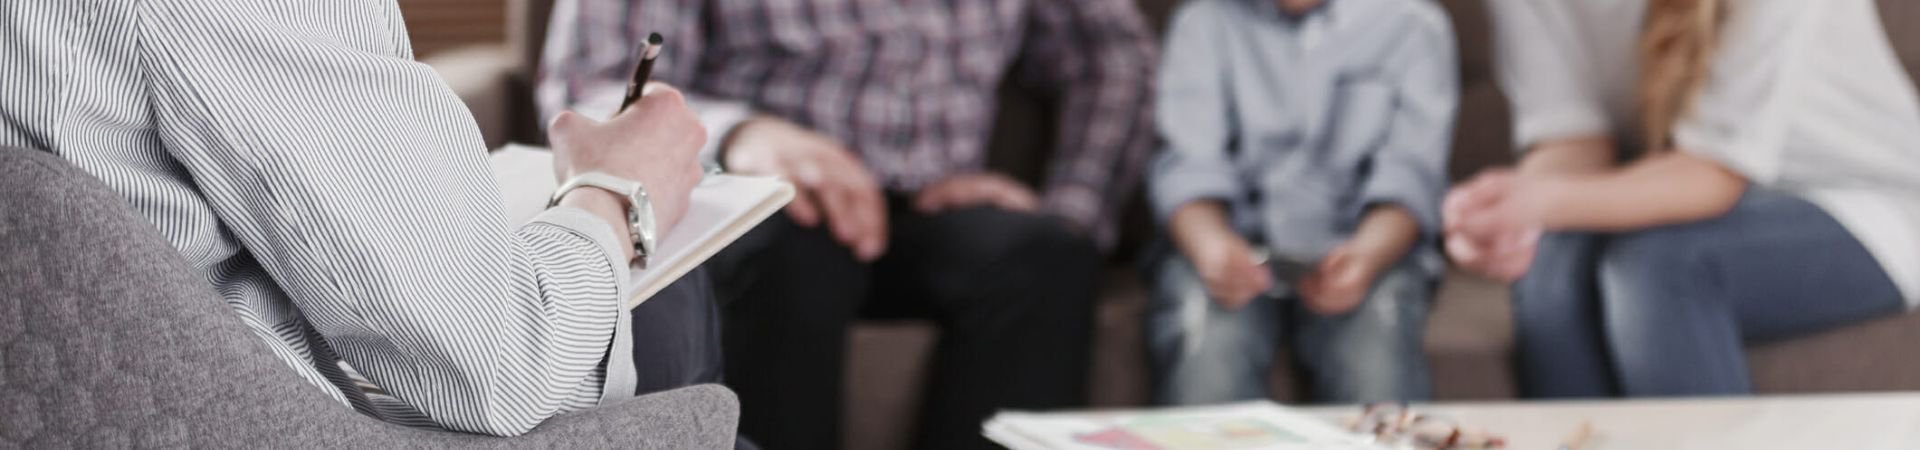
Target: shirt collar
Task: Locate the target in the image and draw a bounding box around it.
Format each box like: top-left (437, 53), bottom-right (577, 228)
top-left (1251, 0), bottom-right (1336, 23)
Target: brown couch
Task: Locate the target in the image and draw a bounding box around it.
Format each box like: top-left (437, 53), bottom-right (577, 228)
top-left (424, 1), bottom-right (1920, 450)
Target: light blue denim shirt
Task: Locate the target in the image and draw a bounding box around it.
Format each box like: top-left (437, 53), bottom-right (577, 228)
top-left (1149, 0), bottom-right (1458, 273)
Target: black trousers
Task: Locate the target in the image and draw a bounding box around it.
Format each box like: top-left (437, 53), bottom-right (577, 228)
top-left (708, 202), bottom-right (1099, 450)
top-left (630, 267), bottom-right (725, 396)
top-left (629, 267), bottom-right (759, 450)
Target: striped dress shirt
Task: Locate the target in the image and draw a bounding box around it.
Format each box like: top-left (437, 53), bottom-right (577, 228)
top-left (537, 0), bottom-right (1159, 247)
top-left (3, 0), bottom-right (638, 436)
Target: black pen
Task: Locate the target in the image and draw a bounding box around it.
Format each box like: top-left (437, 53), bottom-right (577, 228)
top-left (618, 33), bottom-right (665, 112)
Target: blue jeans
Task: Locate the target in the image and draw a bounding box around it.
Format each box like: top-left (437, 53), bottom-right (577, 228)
top-left (1514, 188), bottom-right (1907, 398)
top-left (1145, 253), bottom-right (1433, 405)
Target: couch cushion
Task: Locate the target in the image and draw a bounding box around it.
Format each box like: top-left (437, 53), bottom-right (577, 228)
top-left (1425, 270), bottom-right (1521, 400)
top-left (845, 322), bottom-right (937, 450)
top-left (1749, 312), bottom-right (1920, 393)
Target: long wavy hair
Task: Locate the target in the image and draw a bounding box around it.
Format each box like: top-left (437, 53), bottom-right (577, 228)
top-left (1637, 0), bottom-right (1728, 154)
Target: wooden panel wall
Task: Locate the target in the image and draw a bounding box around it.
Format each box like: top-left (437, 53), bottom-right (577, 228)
top-left (395, 0), bottom-right (508, 57)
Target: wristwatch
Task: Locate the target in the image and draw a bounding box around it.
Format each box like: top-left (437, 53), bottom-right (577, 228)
top-left (548, 172), bottom-right (657, 269)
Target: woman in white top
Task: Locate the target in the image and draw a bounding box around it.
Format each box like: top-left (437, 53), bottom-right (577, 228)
top-left (1448, 0), bottom-right (1920, 397)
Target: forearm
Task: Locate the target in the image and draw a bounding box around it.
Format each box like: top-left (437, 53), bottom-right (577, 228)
top-left (1518, 136), bottom-right (1618, 176)
top-left (1350, 204), bottom-right (1421, 264)
top-left (1040, 76), bottom-right (1154, 237)
top-left (1169, 200), bottom-right (1240, 257)
top-left (1023, 0), bottom-right (1156, 241)
top-left (1535, 152), bottom-right (1748, 231)
top-left (140, 0), bottom-right (641, 434)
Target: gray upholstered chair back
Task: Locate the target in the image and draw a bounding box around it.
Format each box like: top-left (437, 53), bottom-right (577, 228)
top-left (0, 146), bottom-right (737, 448)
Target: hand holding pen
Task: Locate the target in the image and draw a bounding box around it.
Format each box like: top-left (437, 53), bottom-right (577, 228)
top-left (620, 32), bottom-right (666, 112)
top-left (546, 31), bottom-right (706, 237)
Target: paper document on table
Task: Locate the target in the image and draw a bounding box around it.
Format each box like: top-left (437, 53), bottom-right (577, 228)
top-left (984, 401), bottom-right (1386, 450)
top-left (489, 144), bottom-right (794, 308)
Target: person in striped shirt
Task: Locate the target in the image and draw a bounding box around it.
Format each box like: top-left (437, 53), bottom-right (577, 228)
top-left (2, 0), bottom-right (734, 441)
top-left (537, 0), bottom-right (1158, 449)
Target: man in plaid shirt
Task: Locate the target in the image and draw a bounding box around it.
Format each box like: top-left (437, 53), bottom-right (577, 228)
top-left (537, 0), bottom-right (1157, 449)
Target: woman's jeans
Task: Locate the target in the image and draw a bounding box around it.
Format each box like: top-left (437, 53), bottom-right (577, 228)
top-left (1145, 254), bottom-right (1434, 405)
top-left (1514, 188), bottom-right (1907, 398)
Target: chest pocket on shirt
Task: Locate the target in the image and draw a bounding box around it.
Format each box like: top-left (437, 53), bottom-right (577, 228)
top-left (1324, 78), bottom-right (1396, 166)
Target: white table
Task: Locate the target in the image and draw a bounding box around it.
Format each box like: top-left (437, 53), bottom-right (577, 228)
top-left (1306, 393), bottom-right (1920, 449)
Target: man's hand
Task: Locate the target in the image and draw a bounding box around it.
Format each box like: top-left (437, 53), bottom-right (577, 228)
top-left (723, 116), bottom-right (888, 261)
top-left (1170, 201), bottom-right (1272, 309)
top-left (914, 173), bottom-right (1040, 214)
top-left (1443, 169), bottom-right (1546, 283)
top-left (548, 83), bottom-right (706, 238)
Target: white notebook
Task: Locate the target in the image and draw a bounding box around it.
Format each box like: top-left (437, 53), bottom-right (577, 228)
top-left (984, 401), bottom-right (1385, 450)
top-left (489, 144), bottom-right (794, 308)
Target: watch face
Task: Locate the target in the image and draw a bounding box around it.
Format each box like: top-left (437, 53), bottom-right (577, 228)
top-left (629, 190), bottom-right (657, 255)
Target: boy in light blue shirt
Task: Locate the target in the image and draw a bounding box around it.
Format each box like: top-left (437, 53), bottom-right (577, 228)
top-left (1146, 0), bottom-right (1458, 404)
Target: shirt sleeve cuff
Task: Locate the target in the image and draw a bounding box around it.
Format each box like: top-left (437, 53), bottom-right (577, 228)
top-left (1357, 165), bottom-right (1443, 236)
top-left (1513, 105), bottom-right (1612, 151)
top-left (529, 206), bottom-right (633, 298)
top-left (1675, 116), bottom-right (1785, 184)
top-left (528, 206), bottom-right (639, 402)
top-left (1149, 169), bottom-right (1240, 223)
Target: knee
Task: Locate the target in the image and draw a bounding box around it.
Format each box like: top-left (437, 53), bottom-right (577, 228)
top-left (1510, 233), bottom-right (1603, 334)
top-left (1304, 269), bottom-right (1429, 362)
top-left (1597, 228), bottom-right (1715, 303)
top-left (1595, 228), bottom-right (1723, 342)
top-left (1149, 257), bottom-right (1280, 352)
top-left (965, 211), bottom-right (1102, 301)
top-left (722, 221), bottom-right (866, 323)
top-left (1299, 298), bottom-right (1432, 402)
top-left (1156, 300), bottom-right (1278, 367)
top-left (997, 215), bottom-right (1100, 277)
top-left (1150, 299), bottom-right (1279, 404)
top-left (760, 214), bottom-right (861, 266)
top-left (1513, 233), bottom-right (1596, 308)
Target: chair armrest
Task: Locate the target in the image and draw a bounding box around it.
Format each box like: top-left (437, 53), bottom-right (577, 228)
top-left (402, 384), bottom-right (740, 448)
top-left (501, 384), bottom-right (740, 448)
top-left (423, 45), bottom-right (519, 149)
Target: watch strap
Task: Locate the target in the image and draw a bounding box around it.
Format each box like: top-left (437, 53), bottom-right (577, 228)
top-left (548, 172), bottom-right (657, 267)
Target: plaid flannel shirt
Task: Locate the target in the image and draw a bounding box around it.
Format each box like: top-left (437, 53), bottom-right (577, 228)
top-left (538, 0), bottom-right (1159, 248)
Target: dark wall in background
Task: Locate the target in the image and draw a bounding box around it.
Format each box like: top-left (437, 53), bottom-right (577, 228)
top-left (397, 0), bottom-right (508, 57)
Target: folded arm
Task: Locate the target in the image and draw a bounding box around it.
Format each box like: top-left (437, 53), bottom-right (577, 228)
top-left (140, 0), bottom-right (630, 436)
top-left (1354, 8), bottom-right (1461, 255)
top-left (1524, 0), bottom-right (1806, 232)
top-left (1016, 0), bottom-right (1160, 248)
top-left (1533, 153), bottom-right (1748, 231)
top-left (1147, 2), bottom-right (1239, 229)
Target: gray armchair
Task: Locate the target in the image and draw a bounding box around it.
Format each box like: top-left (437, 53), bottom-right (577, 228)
top-left (0, 146), bottom-right (738, 448)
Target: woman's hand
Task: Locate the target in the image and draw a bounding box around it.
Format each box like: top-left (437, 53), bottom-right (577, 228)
top-left (1444, 169), bottom-right (1548, 283)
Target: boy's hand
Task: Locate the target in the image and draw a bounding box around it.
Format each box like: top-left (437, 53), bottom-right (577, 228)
top-left (1299, 205), bottom-right (1419, 315)
top-left (1298, 243), bottom-right (1385, 315)
top-left (1170, 201), bottom-right (1272, 309)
